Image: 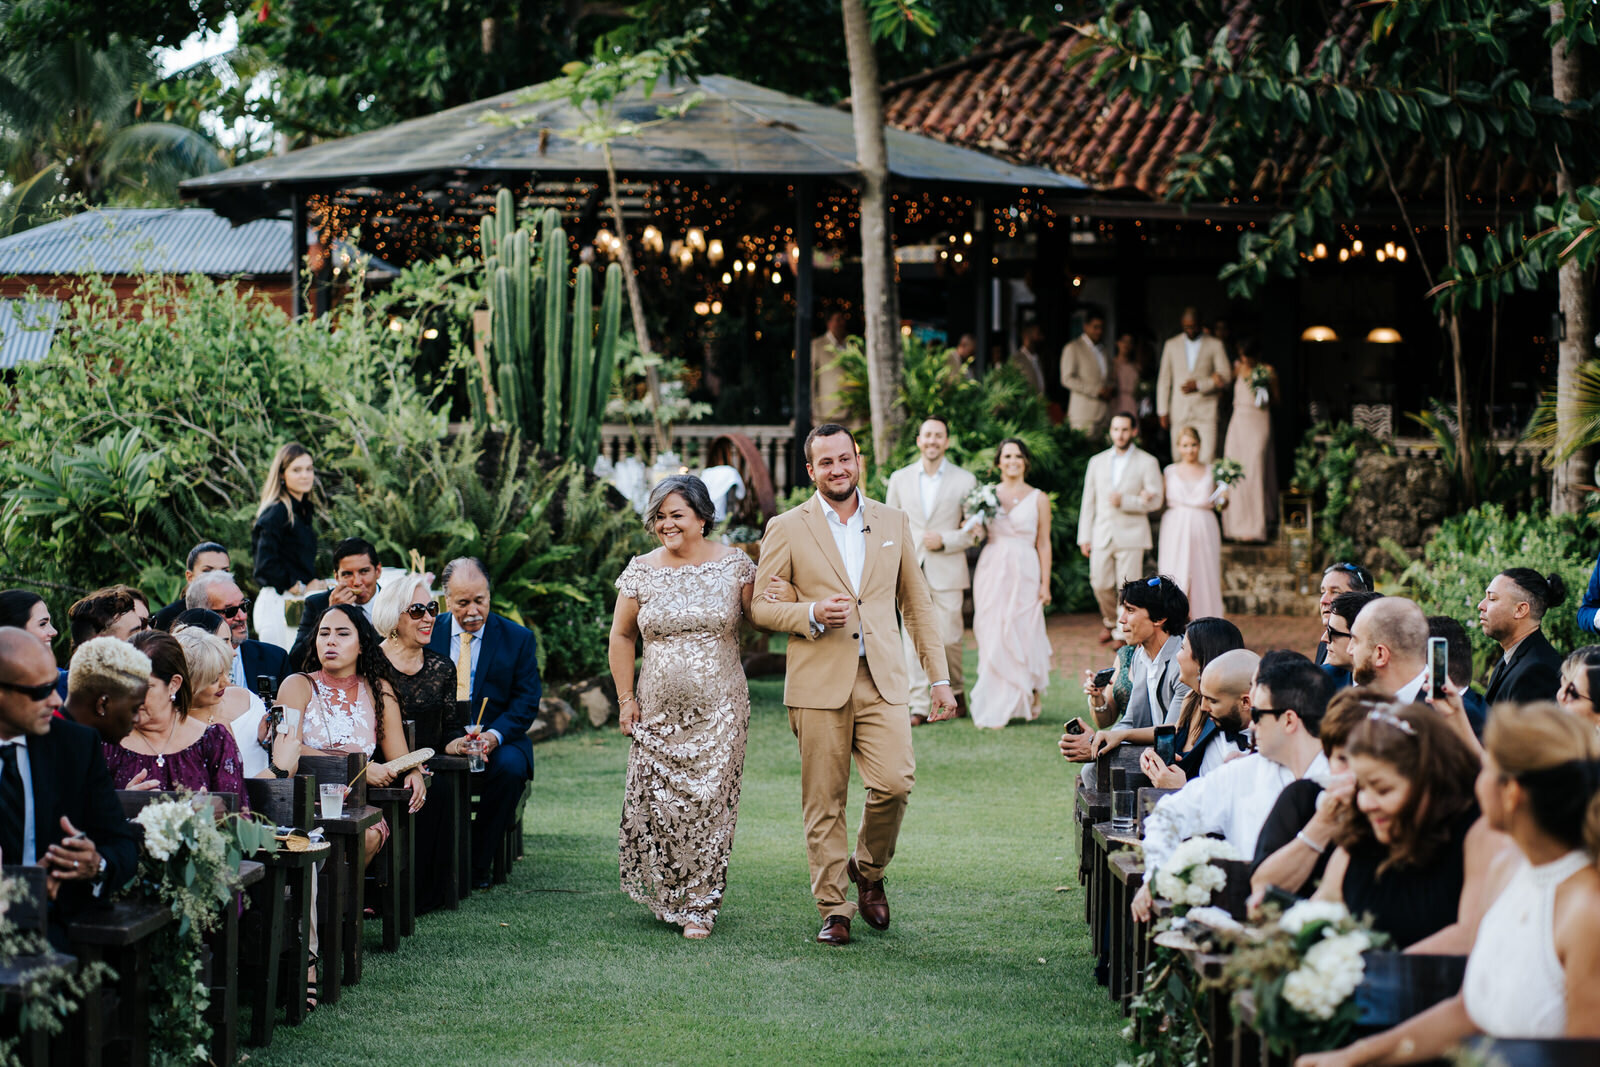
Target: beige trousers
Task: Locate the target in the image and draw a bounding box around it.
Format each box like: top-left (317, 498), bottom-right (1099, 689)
top-left (1091, 546), bottom-right (1145, 631)
top-left (789, 660), bottom-right (916, 920)
top-left (900, 584), bottom-right (965, 718)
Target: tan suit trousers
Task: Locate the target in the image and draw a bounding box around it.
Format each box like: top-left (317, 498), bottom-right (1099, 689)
top-left (789, 660), bottom-right (916, 920)
top-left (1091, 546), bottom-right (1146, 631)
top-left (900, 584), bottom-right (965, 718)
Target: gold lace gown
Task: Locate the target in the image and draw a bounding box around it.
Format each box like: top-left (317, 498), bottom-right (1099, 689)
top-left (616, 551), bottom-right (755, 930)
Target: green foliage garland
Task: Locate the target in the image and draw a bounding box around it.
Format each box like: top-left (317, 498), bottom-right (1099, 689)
top-left (0, 872), bottom-right (113, 1067)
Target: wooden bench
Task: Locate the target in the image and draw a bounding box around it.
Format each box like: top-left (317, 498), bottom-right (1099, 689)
top-left (242, 775), bottom-right (322, 1045)
top-left (423, 753), bottom-right (471, 908)
top-left (298, 753), bottom-right (382, 1001)
top-left (63, 896), bottom-right (174, 1067)
top-left (0, 866), bottom-right (78, 1067)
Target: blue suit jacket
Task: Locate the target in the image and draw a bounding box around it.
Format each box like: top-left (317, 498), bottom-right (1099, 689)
top-left (428, 613), bottom-right (540, 764)
top-left (240, 638), bottom-right (289, 697)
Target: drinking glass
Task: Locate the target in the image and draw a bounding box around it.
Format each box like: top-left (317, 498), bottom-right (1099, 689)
top-left (319, 783), bottom-right (345, 819)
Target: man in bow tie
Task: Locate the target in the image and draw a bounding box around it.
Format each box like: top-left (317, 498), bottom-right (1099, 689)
top-left (752, 424), bottom-right (954, 946)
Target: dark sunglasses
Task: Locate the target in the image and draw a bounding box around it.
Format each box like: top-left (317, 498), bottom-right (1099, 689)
top-left (1561, 681), bottom-right (1591, 703)
top-left (0, 678), bottom-right (60, 701)
top-left (403, 602), bottom-right (440, 621)
top-left (219, 599), bottom-right (252, 618)
top-left (1250, 705), bottom-right (1289, 724)
top-left (1324, 624), bottom-right (1352, 641)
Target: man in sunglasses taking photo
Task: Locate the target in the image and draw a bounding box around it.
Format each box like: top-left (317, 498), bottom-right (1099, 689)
top-left (1130, 651), bottom-right (1333, 921)
top-left (187, 571), bottom-right (289, 696)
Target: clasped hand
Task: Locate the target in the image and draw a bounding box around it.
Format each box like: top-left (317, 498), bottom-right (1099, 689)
top-left (42, 816), bottom-right (101, 900)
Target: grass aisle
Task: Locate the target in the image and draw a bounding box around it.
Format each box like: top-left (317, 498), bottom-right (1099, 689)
top-left (246, 670), bottom-right (1127, 1065)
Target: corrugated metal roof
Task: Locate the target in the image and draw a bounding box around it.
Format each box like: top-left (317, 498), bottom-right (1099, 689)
top-left (181, 74), bottom-right (1084, 220)
top-left (0, 298), bottom-right (60, 369)
top-left (0, 208), bottom-right (309, 276)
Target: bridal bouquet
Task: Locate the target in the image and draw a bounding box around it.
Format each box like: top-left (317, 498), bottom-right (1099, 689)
top-left (962, 482), bottom-right (1001, 532)
top-left (1151, 836), bottom-right (1239, 913)
top-left (1248, 364), bottom-right (1273, 407)
top-left (1209, 457), bottom-right (1245, 506)
top-left (1224, 900), bottom-right (1390, 1055)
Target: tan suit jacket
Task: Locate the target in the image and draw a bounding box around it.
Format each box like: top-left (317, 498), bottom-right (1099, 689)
top-left (1060, 336), bottom-right (1111, 432)
top-left (883, 460), bottom-right (979, 592)
top-left (1155, 332), bottom-right (1232, 431)
top-left (752, 494), bottom-right (947, 709)
top-left (811, 334), bottom-right (852, 427)
top-left (1077, 446), bottom-right (1163, 551)
top-left (1011, 347), bottom-right (1047, 395)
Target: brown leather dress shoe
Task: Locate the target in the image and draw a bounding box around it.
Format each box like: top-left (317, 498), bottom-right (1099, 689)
top-left (847, 857), bottom-right (890, 931)
top-left (816, 915), bottom-right (851, 945)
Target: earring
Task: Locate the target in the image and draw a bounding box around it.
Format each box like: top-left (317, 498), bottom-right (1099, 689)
top-left (171, 693), bottom-right (177, 704)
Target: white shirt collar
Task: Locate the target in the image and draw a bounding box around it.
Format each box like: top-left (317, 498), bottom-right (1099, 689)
top-left (818, 489), bottom-right (865, 528)
top-left (451, 615), bottom-right (487, 641)
top-left (1394, 667), bottom-right (1429, 705)
top-left (0, 734), bottom-right (26, 747)
top-left (919, 459), bottom-right (946, 480)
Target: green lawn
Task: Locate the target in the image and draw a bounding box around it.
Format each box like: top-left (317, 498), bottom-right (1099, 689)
top-left (244, 665), bottom-right (1126, 1065)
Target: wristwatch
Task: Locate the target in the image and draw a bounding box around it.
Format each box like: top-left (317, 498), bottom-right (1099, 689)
top-left (267, 757), bottom-right (291, 779)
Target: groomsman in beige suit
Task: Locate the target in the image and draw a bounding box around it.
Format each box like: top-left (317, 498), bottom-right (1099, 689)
top-left (1060, 310), bottom-right (1113, 437)
top-left (1010, 322), bottom-right (1048, 395)
top-left (811, 310), bottom-right (855, 428)
top-left (1078, 413), bottom-right (1164, 645)
top-left (1156, 307), bottom-right (1232, 461)
top-left (752, 424), bottom-right (954, 946)
top-left (884, 416), bottom-right (980, 725)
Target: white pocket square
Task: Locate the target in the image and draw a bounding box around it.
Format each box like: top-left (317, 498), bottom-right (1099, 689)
top-left (881, 540), bottom-right (895, 547)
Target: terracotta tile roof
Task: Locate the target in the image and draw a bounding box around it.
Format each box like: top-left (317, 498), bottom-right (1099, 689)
top-left (881, 11), bottom-right (1541, 202)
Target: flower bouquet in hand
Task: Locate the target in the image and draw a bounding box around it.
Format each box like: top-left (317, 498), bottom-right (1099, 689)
top-left (1224, 900), bottom-right (1390, 1055)
top-left (1248, 363), bottom-right (1273, 407)
top-left (1209, 457), bottom-right (1245, 506)
top-left (961, 482), bottom-right (1001, 534)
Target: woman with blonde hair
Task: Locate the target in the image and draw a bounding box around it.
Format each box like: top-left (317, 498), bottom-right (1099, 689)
top-left (1297, 703), bottom-right (1600, 1065)
top-left (251, 443), bottom-right (324, 650)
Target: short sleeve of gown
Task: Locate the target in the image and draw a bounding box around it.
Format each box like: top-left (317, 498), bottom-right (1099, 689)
top-left (733, 551), bottom-right (755, 587)
top-left (615, 556), bottom-right (645, 600)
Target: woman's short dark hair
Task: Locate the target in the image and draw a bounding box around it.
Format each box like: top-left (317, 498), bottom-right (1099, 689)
top-left (1499, 568), bottom-right (1568, 620)
top-left (994, 437), bottom-right (1033, 475)
top-left (1119, 575), bottom-right (1189, 637)
top-left (173, 608), bottom-right (226, 635)
top-left (644, 475), bottom-right (717, 537)
top-left (0, 589), bottom-right (45, 630)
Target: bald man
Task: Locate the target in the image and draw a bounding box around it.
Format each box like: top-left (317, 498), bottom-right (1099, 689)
top-left (1142, 648), bottom-right (1257, 787)
top-left (1347, 597), bottom-right (1430, 703)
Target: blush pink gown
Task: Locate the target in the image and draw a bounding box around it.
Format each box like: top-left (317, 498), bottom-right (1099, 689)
top-left (1158, 467), bottom-right (1224, 619)
top-left (970, 489), bottom-right (1053, 728)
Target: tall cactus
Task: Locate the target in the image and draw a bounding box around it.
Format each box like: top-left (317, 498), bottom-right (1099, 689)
top-left (477, 195), bottom-right (621, 462)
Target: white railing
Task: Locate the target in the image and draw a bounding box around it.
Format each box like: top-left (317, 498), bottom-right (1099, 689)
top-left (599, 423), bottom-right (796, 490)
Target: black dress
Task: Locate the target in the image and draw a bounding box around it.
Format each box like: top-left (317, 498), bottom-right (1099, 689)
top-left (388, 648), bottom-right (466, 914)
top-left (1250, 779), bottom-right (1329, 896)
top-left (1341, 802), bottom-right (1478, 949)
top-left (251, 497), bottom-right (318, 592)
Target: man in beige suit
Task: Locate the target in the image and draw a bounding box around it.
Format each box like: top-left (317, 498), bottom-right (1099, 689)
top-left (1156, 306), bottom-right (1232, 461)
top-left (1060, 311), bottom-right (1112, 437)
top-left (884, 416), bottom-right (980, 724)
top-left (752, 424), bottom-right (954, 946)
top-left (811, 310), bottom-right (854, 428)
top-left (1078, 413), bottom-right (1164, 645)
top-left (1010, 323), bottom-right (1048, 395)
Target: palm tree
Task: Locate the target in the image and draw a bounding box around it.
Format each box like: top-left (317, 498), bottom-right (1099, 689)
top-left (0, 35), bottom-right (225, 235)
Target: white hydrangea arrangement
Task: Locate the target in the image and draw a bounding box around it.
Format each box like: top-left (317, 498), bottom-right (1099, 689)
top-left (1151, 836), bottom-right (1239, 911)
top-left (962, 483), bottom-right (1001, 531)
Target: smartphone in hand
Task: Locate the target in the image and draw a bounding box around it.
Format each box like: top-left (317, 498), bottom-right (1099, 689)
top-left (1153, 724), bottom-right (1177, 765)
top-left (1092, 667), bottom-right (1115, 689)
top-left (1427, 636), bottom-right (1449, 700)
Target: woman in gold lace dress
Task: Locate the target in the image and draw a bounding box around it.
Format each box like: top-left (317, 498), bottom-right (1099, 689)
top-left (609, 475), bottom-right (756, 939)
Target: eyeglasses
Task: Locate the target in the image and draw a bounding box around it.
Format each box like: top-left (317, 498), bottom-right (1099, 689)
top-left (0, 678), bottom-right (60, 701)
top-left (1560, 681), bottom-right (1592, 704)
top-left (1250, 705), bottom-right (1287, 724)
top-left (403, 602), bottom-right (440, 621)
top-left (1324, 624), bottom-right (1352, 642)
top-left (219, 600), bottom-right (252, 618)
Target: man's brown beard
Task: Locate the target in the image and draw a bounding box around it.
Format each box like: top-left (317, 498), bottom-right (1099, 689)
top-left (818, 480), bottom-right (856, 504)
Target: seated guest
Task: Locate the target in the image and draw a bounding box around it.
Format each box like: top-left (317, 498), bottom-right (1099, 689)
top-left (429, 557), bottom-right (538, 889)
top-left (1314, 562), bottom-right (1373, 664)
top-left (0, 590), bottom-right (59, 647)
top-left (0, 627), bottom-right (138, 947)
top-left (1061, 576), bottom-right (1190, 779)
top-left (1581, 547), bottom-right (1600, 634)
top-left (1250, 688), bottom-right (1383, 901)
top-left (1428, 614), bottom-right (1489, 736)
top-left (1557, 646), bottom-right (1600, 734)
top-left (187, 572), bottom-right (289, 698)
top-left (104, 628), bottom-right (248, 805)
top-left (1296, 703), bottom-right (1600, 1065)
top-left (1322, 590), bottom-right (1382, 691)
top-left (160, 629), bottom-right (296, 780)
top-left (373, 572), bottom-right (466, 913)
top-left (67, 586), bottom-right (148, 649)
top-left (288, 538), bottom-right (383, 669)
top-left (281, 603), bottom-right (425, 866)
top-left (1131, 652), bottom-right (1335, 920)
top-left (1313, 702), bottom-right (1503, 951)
top-left (61, 638), bottom-right (150, 743)
top-left (152, 541), bottom-right (231, 631)
top-left (1479, 568), bottom-right (1566, 706)
top-left (1347, 596), bottom-right (1429, 702)
top-left (1141, 642), bottom-right (1254, 787)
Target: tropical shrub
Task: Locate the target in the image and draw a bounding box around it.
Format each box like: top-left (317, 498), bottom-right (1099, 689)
top-left (1289, 421), bottom-right (1392, 565)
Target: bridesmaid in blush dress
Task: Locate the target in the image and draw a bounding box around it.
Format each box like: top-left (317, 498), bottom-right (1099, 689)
top-left (1221, 340), bottom-right (1277, 542)
top-left (970, 438), bottom-right (1054, 729)
top-left (1158, 426), bottom-right (1225, 619)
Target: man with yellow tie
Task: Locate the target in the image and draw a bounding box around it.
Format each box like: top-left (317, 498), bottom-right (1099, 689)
top-left (429, 557), bottom-right (540, 889)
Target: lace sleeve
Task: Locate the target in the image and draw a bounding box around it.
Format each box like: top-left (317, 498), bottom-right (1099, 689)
top-left (732, 551), bottom-right (756, 587)
top-left (615, 556), bottom-right (645, 600)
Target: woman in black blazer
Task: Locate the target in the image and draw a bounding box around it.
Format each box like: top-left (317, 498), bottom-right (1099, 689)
top-left (250, 443), bottom-right (324, 650)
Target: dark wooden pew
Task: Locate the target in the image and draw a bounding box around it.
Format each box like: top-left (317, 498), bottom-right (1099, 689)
top-left (242, 775), bottom-right (323, 1045)
top-left (297, 753), bottom-right (382, 1001)
top-left (0, 866), bottom-right (78, 1067)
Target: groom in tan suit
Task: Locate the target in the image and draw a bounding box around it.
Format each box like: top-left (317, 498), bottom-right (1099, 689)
top-left (1078, 413), bottom-right (1164, 644)
top-left (752, 424), bottom-right (955, 946)
top-left (884, 416), bottom-right (979, 724)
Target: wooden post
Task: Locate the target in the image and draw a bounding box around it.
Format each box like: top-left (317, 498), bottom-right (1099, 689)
top-left (290, 192), bottom-right (309, 320)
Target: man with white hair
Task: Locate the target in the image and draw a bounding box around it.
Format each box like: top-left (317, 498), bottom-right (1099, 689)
top-left (187, 572), bottom-right (288, 697)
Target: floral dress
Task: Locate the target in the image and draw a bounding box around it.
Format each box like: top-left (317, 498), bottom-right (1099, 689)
top-left (615, 551), bottom-right (755, 931)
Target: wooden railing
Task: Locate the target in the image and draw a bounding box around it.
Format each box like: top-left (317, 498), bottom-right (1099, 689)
top-left (599, 423), bottom-right (796, 493)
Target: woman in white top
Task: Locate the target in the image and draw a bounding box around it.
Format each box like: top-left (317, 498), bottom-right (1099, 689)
top-left (1296, 702), bottom-right (1600, 1066)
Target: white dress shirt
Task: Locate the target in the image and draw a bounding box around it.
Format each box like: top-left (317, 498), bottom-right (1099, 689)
top-left (450, 617), bottom-right (501, 744)
top-left (1109, 447), bottom-right (1131, 490)
top-left (918, 460), bottom-right (945, 520)
top-left (0, 735), bottom-right (35, 865)
top-left (1184, 335), bottom-right (1201, 372)
top-left (1092, 341), bottom-right (1108, 379)
top-left (1141, 750), bottom-right (1331, 879)
top-left (1136, 644), bottom-right (1161, 724)
top-left (1393, 667), bottom-right (1429, 705)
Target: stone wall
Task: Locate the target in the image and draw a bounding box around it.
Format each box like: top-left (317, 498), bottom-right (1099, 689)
top-left (1335, 452), bottom-right (1454, 571)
